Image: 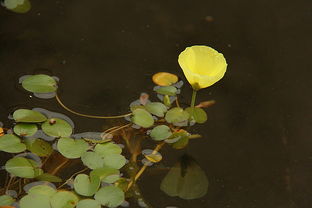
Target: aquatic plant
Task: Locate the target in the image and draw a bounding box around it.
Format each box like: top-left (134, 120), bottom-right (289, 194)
top-left (0, 45), bottom-right (227, 208)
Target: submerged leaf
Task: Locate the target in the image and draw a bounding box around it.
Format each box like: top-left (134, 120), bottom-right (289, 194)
top-left (94, 186), bottom-right (125, 208)
top-left (25, 138), bottom-right (53, 157)
top-left (160, 154), bottom-right (208, 200)
top-left (41, 118), bottom-right (73, 137)
top-left (22, 74), bottom-right (57, 93)
top-left (0, 134), bottom-right (26, 153)
top-left (13, 109), bottom-right (47, 123)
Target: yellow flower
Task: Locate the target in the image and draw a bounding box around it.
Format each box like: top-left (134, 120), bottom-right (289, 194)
top-left (178, 45), bottom-right (227, 90)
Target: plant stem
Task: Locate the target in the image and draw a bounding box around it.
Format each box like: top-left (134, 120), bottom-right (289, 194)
top-left (190, 89), bottom-right (197, 108)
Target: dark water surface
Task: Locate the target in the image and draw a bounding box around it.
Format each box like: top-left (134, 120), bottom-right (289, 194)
top-left (1, 0), bottom-right (312, 207)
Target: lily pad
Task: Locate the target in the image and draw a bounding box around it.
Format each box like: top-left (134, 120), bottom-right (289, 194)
top-left (165, 107), bottom-right (189, 123)
top-left (155, 86), bottom-right (177, 96)
top-left (152, 72), bottom-right (178, 86)
top-left (50, 191), bottom-right (79, 208)
top-left (90, 168), bottom-right (120, 183)
top-left (0, 134), bottom-right (26, 153)
top-left (131, 109), bottom-right (154, 128)
top-left (185, 107), bottom-right (207, 124)
top-left (103, 154), bottom-right (126, 169)
top-left (13, 109), bottom-right (47, 123)
top-left (150, 125), bottom-right (172, 141)
top-left (22, 74), bottom-right (57, 93)
top-left (145, 102), bottom-right (167, 117)
top-left (0, 195), bottom-right (15, 206)
top-left (14, 123), bottom-right (38, 137)
top-left (94, 142), bottom-right (122, 157)
top-left (5, 157), bottom-right (37, 178)
top-left (20, 193), bottom-right (51, 208)
top-left (77, 199), bottom-right (101, 208)
top-left (42, 118), bottom-right (72, 137)
top-left (27, 185), bottom-right (56, 197)
top-left (25, 138), bottom-right (53, 157)
top-left (94, 186), bottom-right (125, 208)
top-left (81, 152), bottom-right (104, 170)
top-left (57, 137), bottom-right (89, 159)
top-left (36, 173), bottom-right (62, 183)
top-left (74, 174), bottom-right (100, 196)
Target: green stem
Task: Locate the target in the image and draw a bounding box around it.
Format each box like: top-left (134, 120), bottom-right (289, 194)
top-left (190, 89), bottom-right (197, 108)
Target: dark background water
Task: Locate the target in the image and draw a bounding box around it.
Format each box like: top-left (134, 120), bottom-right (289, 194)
top-left (1, 0), bottom-right (312, 207)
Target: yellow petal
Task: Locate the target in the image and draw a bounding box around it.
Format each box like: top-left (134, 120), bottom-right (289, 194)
top-left (178, 45), bottom-right (227, 89)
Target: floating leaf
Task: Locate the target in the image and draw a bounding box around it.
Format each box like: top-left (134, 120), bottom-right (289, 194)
top-left (160, 154), bottom-right (208, 200)
top-left (185, 107), bottom-right (207, 124)
top-left (0, 195), bottom-right (15, 206)
top-left (94, 142), bottom-right (122, 157)
top-left (165, 107), bottom-right (189, 123)
top-left (90, 168), bottom-right (120, 183)
top-left (163, 95), bottom-right (171, 107)
top-left (22, 74), bottom-right (57, 93)
top-left (20, 193), bottom-right (51, 208)
top-left (152, 72), bottom-right (178, 86)
top-left (57, 137), bottom-right (88, 159)
top-left (27, 185), bottom-right (56, 197)
top-left (3, 0), bottom-right (31, 13)
top-left (145, 102), bottom-right (167, 117)
top-left (150, 125), bottom-right (172, 141)
top-left (25, 138), bottom-right (53, 157)
top-left (131, 109), bottom-right (154, 128)
top-left (13, 123), bottom-right (38, 137)
top-left (5, 157), bottom-right (37, 178)
top-left (155, 86), bottom-right (177, 96)
top-left (103, 154), bottom-right (126, 169)
top-left (169, 131), bottom-right (189, 149)
top-left (0, 134), bottom-right (26, 153)
top-left (142, 149), bottom-right (162, 163)
top-left (94, 186), bottom-right (125, 208)
top-left (50, 191), bottom-right (79, 208)
top-left (42, 118), bottom-right (72, 137)
top-left (13, 109), bottom-right (47, 123)
top-left (36, 173), bottom-right (62, 183)
top-left (76, 199), bottom-right (101, 208)
top-left (81, 152), bottom-right (104, 170)
top-left (74, 174), bottom-right (100, 196)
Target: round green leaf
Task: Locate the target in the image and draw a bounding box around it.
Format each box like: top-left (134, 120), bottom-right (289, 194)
top-left (13, 109), bottom-right (47, 123)
top-left (42, 118), bottom-right (72, 137)
top-left (185, 107), bottom-right (207, 124)
top-left (0, 195), bottom-right (15, 206)
top-left (145, 102), bottom-right (168, 117)
top-left (4, 0), bottom-right (31, 13)
top-left (5, 157), bottom-right (36, 178)
top-left (20, 194), bottom-right (51, 208)
top-left (94, 186), bottom-right (125, 208)
top-left (57, 137), bottom-right (89, 159)
top-left (94, 142), bottom-right (122, 157)
top-left (168, 131), bottom-right (190, 149)
top-left (74, 174), bottom-right (100, 196)
top-left (22, 74), bottom-right (57, 93)
top-left (103, 154), bottom-right (126, 169)
top-left (28, 185), bottom-right (56, 197)
top-left (50, 191), bottom-right (79, 208)
top-left (90, 168), bottom-right (120, 183)
top-left (81, 152), bottom-right (104, 169)
top-left (131, 109), bottom-right (154, 128)
top-left (165, 107), bottom-right (189, 123)
top-left (77, 199), bottom-right (101, 208)
top-left (155, 86), bottom-right (177, 96)
top-left (14, 123), bottom-right (38, 136)
top-left (25, 138), bottom-right (53, 157)
top-left (150, 125), bottom-right (172, 141)
top-left (0, 134), bottom-right (26, 153)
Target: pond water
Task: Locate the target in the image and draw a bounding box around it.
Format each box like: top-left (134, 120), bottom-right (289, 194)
top-left (1, 0), bottom-right (312, 207)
